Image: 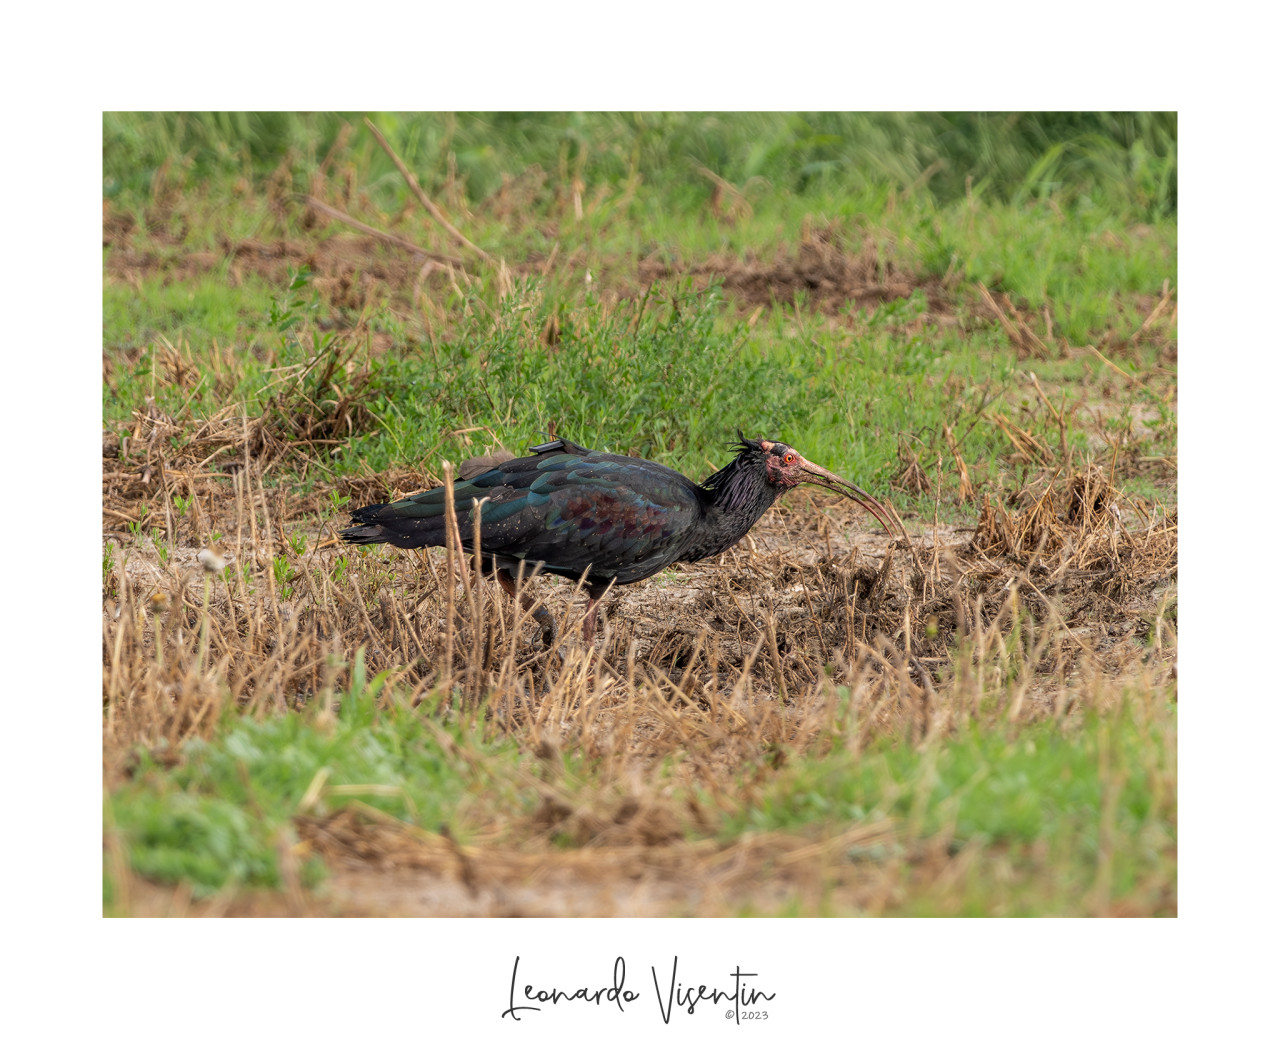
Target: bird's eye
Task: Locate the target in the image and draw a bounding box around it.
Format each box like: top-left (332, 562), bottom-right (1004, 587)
top-left (784, 452), bottom-right (796, 464)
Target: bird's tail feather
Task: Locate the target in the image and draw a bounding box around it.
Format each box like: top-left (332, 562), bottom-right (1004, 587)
top-left (338, 523), bottom-right (392, 545)
top-left (338, 520), bottom-right (445, 549)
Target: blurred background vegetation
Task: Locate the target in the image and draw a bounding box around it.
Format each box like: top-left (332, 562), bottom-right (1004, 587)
top-left (104, 111), bottom-right (1176, 220)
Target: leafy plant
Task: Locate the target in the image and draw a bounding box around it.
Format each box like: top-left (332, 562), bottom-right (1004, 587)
top-left (103, 542), bottom-right (117, 597)
top-left (151, 528), bottom-right (170, 567)
top-left (273, 555), bottom-right (296, 598)
top-left (330, 555), bottom-right (348, 583)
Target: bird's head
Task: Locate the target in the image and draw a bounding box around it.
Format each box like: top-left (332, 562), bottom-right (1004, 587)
top-left (738, 434), bottom-right (901, 539)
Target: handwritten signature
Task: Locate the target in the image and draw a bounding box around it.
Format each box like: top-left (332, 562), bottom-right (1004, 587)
top-left (502, 956), bottom-right (776, 1024)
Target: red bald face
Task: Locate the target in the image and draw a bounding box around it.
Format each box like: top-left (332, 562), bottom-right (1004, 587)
top-left (760, 439), bottom-right (805, 489)
top-left (737, 434), bottom-right (900, 539)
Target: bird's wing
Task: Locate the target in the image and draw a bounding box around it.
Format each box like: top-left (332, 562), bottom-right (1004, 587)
top-left (347, 455), bottom-right (551, 551)
top-left (346, 450), bottom-right (703, 579)
top-left (510, 453), bottom-right (703, 581)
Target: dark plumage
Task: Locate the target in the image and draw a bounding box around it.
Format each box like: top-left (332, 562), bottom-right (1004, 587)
top-left (340, 434), bottom-right (902, 645)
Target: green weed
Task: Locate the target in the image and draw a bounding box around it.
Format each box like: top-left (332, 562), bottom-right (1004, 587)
top-left (106, 675), bottom-right (527, 899)
top-left (272, 555), bottom-right (296, 598)
top-left (151, 528), bottom-right (169, 567)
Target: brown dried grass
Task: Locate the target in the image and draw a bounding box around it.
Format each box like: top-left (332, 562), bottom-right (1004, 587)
top-left (103, 392), bottom-right (1175, 914)
top-left (102, 338), bottom-right (410, 540)
top-left (104, 421), bottom-right (1176, 778)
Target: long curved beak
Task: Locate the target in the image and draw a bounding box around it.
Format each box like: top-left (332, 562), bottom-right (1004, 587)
top-left (795, 457), bottom-right (905, 540)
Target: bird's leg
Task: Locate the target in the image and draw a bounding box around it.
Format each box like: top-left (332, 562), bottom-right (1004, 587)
top-left (580, 583), bottom-right (612, 645)
top-left (494, 568), bottom-right (557, 647)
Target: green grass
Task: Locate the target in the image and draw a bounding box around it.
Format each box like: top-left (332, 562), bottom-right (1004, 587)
top-left (106, 667), bottom-right (1174, 915)
top-left (104, 115), bottom-right (1176, 517)
top-left (103, 272), bottom-right (273, 347)
top-left (736, 709), bottom-right (1171, 841)
top-left (104, 111), bottom-right (1175, 220)
top-left (105, 655), bottom-right (531, 902)
top-left (718, 702), bottom-right (1175, 916)
top-left (102, 266), bottom-right (1168, 519)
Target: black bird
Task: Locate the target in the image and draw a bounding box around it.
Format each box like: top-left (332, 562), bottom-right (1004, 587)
top-left (340, 434), bottom-right (903, 645)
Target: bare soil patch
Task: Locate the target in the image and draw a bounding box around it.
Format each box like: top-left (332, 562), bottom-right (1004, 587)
top-left (107, 233), bottom-right (441, 314)
top-left (641, 224), bottom-right (951, 317)
top-left (105, 206), bottom-right (953, 324)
